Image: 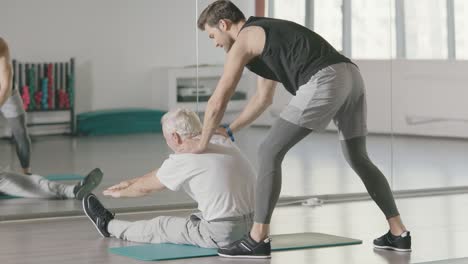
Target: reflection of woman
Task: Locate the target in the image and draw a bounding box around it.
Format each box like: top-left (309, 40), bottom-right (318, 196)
top-left (0, 168), bottom-right (102, 200)
top-left (0, 37), bottom-right (32, 174)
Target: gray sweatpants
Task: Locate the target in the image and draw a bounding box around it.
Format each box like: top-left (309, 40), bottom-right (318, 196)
top-left (1, 90), bottom-right (31, 169)
top-left (108, 213), bottom-right (253, 248)
top-left (0, 170), bottom-right (75, 199)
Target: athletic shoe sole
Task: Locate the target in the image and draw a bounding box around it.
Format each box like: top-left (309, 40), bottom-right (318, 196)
top-left (82, 194), bottom-right (109, 238)
top-left (373, 245), bottom-right (412, 252)
top-left (75, 168), bottom-right (103, 200)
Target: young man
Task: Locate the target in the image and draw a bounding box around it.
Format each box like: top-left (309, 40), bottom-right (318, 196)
top-left (0, 37), bottom-right (32, 174)
top-left (0, 168), bottom-right (103, 200)
top-left (194, 0), bottom-right (411, 258)
top-left (83, 109), bottom-right (256, 248)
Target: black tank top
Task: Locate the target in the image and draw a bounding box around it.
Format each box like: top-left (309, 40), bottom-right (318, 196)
top-left (241, 16), bottom-right (353, 95)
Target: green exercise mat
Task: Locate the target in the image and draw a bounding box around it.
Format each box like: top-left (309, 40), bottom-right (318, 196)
top-left (0, 174), bottom-right (84, 199)
top-left (77, 108), bottom-right (166, 136)
top-left (43, 174), bottom-right (84, 181)
top-left (109, 232), bottom-right (362, 261)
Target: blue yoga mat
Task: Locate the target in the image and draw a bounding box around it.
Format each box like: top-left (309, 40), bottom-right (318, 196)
top-left (0, 174), bottom-right (84, 199)
top-left (109, 232), bottom-right (362, 261)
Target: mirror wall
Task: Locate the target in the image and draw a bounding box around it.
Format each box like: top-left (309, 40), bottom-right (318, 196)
top-left (1, 0), bottom-right (467, 221)
top-left (389, 0), bottom-right (468, 192)
top-left (0, 0), bottom-right (201, 220)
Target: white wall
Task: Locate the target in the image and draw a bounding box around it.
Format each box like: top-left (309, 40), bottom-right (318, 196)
top-left (0, 0), bottom-right (254, 114)
top-left (387, 60), bottom-right (468, 138)
top-left (0, 0), bottom-right (254, 135)
top-left (2, 1), bottom-right (466, 138)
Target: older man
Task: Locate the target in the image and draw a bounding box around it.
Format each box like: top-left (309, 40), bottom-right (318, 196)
top-left (83, 109), bottom-right (256, 248)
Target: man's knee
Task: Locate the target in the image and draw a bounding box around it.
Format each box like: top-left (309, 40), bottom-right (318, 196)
top-left (343, 146), bottom-right (372, 172)
top-left (258, 139), bottom-right (281, 161)
top-left (9, 117), bottom-right (29, 138)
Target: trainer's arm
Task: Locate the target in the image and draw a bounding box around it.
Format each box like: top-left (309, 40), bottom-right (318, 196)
top-left (229, 76), bottom-right (276, 133)
top-left (0, 38), bottom-right (12, 107)
top-left (195, 29), bottom-right (262, 152)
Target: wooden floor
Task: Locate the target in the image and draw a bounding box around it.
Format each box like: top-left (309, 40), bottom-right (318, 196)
top-left (1, 193), bottom-right (468, 264)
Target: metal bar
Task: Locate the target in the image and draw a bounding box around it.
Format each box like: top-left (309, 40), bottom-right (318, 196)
top-left (447, 0), bottom-right (456, 59)
top-left (342, 0), bottom-right (352, 57)
top-left (26, 122), bottom-right (71, 127)
top-left (305, 0), bottom-right (314, 29)
top-left (279, 185), bottom-right (468, 206)
top-left (70, 58), bottom-right (75, 135)
top-left (395, 0), bottom-right (406, 58)
top-left (268, 0), bottom-right (274, 17)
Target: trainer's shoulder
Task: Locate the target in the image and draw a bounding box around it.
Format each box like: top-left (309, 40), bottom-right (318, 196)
top-left (239, 25), bottom-right (265, 39)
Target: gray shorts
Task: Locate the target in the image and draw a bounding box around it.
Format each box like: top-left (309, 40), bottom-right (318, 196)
top-left (280, 62), bottom-right (367, 140)
top-left (0, 89), bottom-right (26, 119)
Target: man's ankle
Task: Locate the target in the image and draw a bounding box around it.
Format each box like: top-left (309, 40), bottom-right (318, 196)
top-left (250, 224), bottom-right (270, 243)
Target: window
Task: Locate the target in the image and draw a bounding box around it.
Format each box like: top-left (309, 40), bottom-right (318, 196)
top-left (405, 0), bottom-right (448, 59)
top-left (351, 0), bottom-right (396, 59)
top-left (314, 0), bottom-right (343, 52)
top-left (272, 0), bottom-right (306, 26)
top-left (454, 0), bottom-right (468, 59)
top-left (266, 0), bottom-right (464, 60)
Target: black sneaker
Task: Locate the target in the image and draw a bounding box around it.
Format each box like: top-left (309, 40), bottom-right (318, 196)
top-left (373, 231), bottom-right (412, 252)
top-left (74, 168), bottom-right (103, 200)
top-left (217, 235), bottom-right (271, 259)
top-left (82, 193), bottom-right (114, 237)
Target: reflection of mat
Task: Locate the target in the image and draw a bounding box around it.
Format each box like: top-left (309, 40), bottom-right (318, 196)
top-left (415, 258), bottom-right (468, 264)
top-left (109, 232), bottom-right (362, 261)
top-left (77, 108), bottom-right (165, 136)
top-left (0, 174), bottom-right (84, 199)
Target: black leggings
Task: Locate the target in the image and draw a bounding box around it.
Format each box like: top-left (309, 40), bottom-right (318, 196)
top-left (6, 114), bottom-right (31, 169)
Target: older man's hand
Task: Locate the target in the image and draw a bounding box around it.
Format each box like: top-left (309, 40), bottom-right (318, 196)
top-left (103, 181), bottom-right (147, 198)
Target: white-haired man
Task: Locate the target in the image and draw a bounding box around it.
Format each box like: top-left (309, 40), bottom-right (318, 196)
top-left (83, 109), bottom-right (256, 248)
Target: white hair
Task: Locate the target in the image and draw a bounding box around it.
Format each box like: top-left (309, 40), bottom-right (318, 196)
top-left (161, 108), bottom-right (202, 138)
